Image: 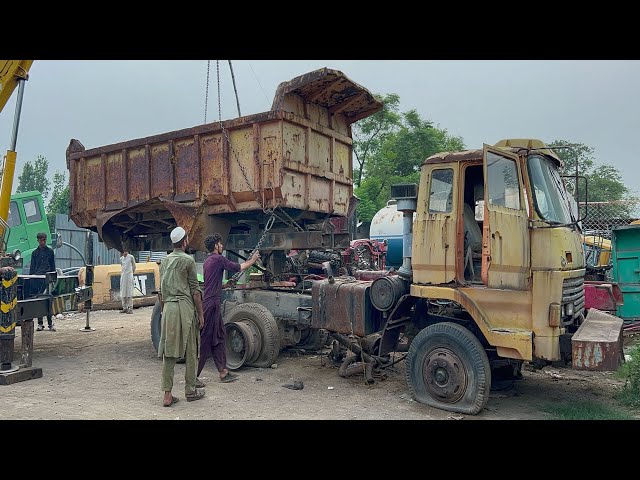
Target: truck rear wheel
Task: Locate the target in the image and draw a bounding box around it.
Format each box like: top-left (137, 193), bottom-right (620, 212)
top-left (405, 322), bottom-right (491, 415)
top-left (224, 303), bottom-right (280, 368)
top-left (296, 328), bottom-right (329, 351)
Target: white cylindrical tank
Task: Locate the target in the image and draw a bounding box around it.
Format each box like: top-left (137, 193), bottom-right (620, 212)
top-left (369, 201), bottom-right (415, 269)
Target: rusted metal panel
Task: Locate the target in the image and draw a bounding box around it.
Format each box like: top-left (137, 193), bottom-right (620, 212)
top-left (227, 231), bottom-right (350, 251)
top-left (584, 281), bottom-right (623, 314)
top-left (271, 67), bottom-right (382, 124)
top-left (200, 132), bottom-right (225, 200)
top-left (105, 151), bottom-right (126, 209)
top-left (334, 141), bottom-right (350, 179)
top-left (486, 207), bottom-right (530, 290)
top-left (174, 137), bottom-right (200, 201)
top-left (150, 143), bottom-right (172, 198)
top-left (67, 68), bottom-right (382, 251)
top-left (127, 147), bottom-right (149, 203)
top-left (85, 156), bottom-right (105, 213)
top-left (572, 308), bottom-right (624, 371)
top-left (311, 278), bottom-right (384, 337)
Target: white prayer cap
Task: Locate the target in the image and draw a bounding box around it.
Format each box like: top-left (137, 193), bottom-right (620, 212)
top-left (170, 226), bottom-right (186, 244)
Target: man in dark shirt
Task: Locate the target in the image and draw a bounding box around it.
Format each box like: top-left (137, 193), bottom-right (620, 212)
top-left (29, 232), bottom-right (56, 331)
top-left (197, 233), bottom-right (260, 383)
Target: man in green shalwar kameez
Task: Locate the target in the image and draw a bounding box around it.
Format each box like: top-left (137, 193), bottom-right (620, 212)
top-left (158, 226), bottom-right (206, 407)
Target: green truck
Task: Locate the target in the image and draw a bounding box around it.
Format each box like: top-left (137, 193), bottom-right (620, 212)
top-left (6, 190), bottom-right (51, 274)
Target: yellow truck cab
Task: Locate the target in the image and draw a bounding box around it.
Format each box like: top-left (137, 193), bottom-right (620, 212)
top-left (313, 139), bottom-right (623, 415)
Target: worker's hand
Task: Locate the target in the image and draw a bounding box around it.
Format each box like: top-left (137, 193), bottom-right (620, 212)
top-left (251, 250), bottom-right (260, 263)
top-left (199, 314), bottom-right (205, 330)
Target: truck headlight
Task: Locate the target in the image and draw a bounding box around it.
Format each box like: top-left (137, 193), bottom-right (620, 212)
top-left (12, 249), bottom-right (21, 261)
top-left (566, 303), bottom-right (574, 317)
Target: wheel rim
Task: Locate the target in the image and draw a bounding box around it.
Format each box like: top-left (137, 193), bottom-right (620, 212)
top-left (238, 320), bottom-right (262, 364)
top-left (225, 321), bottom-right (257, 370)
top-left (423, 347), bottom-right (468, 404)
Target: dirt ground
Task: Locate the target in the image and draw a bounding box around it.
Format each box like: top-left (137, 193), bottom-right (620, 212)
top-left (2, 306), bottom-right (639, 420)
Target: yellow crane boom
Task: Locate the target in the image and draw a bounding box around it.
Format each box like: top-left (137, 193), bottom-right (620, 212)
top-left (0, 60), bottom-right (33, 243)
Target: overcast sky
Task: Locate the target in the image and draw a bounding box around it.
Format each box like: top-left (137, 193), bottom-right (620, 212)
top-left (2, 60), bottom-right (639, 199)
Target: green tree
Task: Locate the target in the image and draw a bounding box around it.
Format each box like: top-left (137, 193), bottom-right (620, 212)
top-left (550, 140), bottom-right (628, 203)
top-left (46, 170), bottom-right (70, 231)
top-left (352, 93), bottom-right (401, 187)
top-left (16, 154), bottom-right (50, 199)
top-left (354, 99), bottom-right (465, 222)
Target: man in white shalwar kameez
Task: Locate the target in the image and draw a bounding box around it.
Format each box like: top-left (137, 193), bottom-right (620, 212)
top-left (120, 249), bottom-right (136, 314)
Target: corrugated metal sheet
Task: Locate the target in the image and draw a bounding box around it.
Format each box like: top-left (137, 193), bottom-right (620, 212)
top-left (54, 214), bottom-right (120, 269)
top-left (137, 251), bottom-right (168, 263)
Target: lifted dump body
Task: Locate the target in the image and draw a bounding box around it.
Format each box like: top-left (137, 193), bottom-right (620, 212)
top-left (66, 68), bottom-right (382, 253)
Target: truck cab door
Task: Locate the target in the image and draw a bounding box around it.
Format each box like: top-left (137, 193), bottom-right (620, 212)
top-left (6, 200), bottom-right (29, 257)
top-left (482, 145), bottom-right (530, 290)
top-left (413, 165), bottom-right (457, 284)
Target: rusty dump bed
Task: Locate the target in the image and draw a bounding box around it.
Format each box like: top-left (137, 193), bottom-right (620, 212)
top-left (67, 68), bottom-right (382, 252)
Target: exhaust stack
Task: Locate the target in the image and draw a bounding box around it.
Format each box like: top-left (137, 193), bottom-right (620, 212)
top-left (390, 184), bottom-right (418, 279)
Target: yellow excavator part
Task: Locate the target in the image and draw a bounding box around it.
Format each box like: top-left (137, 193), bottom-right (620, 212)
top-left (0, 60), bottom-right (32, 114)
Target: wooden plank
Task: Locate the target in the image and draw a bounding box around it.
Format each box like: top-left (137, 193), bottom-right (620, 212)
top-left (0, 366), bottom-right (43, 385)
top-left (20, 319), bottom-right (34, 367)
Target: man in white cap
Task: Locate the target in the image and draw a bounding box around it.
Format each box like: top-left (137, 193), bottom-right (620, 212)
top-left (157, 226), bottom-right (206, 407)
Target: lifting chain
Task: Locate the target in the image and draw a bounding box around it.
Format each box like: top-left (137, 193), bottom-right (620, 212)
top-left (204, 61), bottom-right (210, 123)
top-left (229, 213), bottom-right (276, 285)
top-left (210, 61), bottom-right (305, 287)
top-left (273, 205), bottom-right (304, 232)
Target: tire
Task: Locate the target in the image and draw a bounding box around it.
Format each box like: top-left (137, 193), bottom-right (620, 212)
top-left (405, 322), bottom-right (491, 415)
top-left (224, 303), bottom-right (280, 368)
top-left (296, 328), bottom-right (329, 351)
top-left (151, 298), bottom-right (162, 352)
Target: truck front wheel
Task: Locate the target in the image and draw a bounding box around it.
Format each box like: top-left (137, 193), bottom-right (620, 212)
top-left (405, 322), bottom-right (491, 415)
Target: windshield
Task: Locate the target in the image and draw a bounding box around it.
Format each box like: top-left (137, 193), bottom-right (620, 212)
top-left (527, 154), bottom-right (573, 224)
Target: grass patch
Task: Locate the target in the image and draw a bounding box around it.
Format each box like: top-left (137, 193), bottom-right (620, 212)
top-left (617, 343), bottom-right (640, 409)
top-left (543, 401), bottom-right (634, 420)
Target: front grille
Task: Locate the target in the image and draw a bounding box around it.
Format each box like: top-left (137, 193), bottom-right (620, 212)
top-left (562, 276), bottom-right (585, 325)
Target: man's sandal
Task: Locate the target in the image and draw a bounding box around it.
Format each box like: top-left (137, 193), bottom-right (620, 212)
top-left (163, 395), bottom-right (179, 407)
top-left (220, 372), bottom-right (239, 383)
top-left (185, 389), bottom-right (206, 402)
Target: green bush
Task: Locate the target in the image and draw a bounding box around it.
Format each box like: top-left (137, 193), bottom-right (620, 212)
top-left (543, 401), bottom-right (634, 420)
top-left (618, 343), bottom-right (640, 409)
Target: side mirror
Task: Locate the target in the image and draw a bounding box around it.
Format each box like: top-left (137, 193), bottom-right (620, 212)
top-left (475, 200), bottom-right (485, 222)
top-left (52, 232), bottom-right (63, 249)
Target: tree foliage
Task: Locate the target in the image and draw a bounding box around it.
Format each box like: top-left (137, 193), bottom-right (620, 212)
top-left (352, 93), bottom-right (401, 188)
top-left (550, 139), bottom-right (628, 203)
top-left (46, 170), bottom-right (70, 231)
top-left (353, 96), bottom-right (465, 222)
top-left (16, 155), bottom-right (50, 199)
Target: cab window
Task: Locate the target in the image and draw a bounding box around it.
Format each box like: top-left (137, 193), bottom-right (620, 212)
top-left (486, 152), bottom-right (521, 210)
top-left (23, 198), bottom-right (42, 223)
top-left (429, 169), bottom-right (454, 213)
top-left (7, 201), bottom-right (21, 227)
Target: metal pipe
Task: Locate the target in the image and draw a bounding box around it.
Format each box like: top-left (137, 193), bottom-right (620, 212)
top-left (402, 211), bottom-right (413, 271)
top-left (338, 354), bottom-right (357, 377)
top-left (228, 60), bottom-right (242, 117)
top-left (330, 332), bottom-right (377, 366)
top-left (340, 357), bottom-right (375, 384)
top-left (61, 241), bottom-right (86, 265)
top-left (9, 78), bottom-right (26, 152)
top-left (80, 231), bottom-right (95, 332)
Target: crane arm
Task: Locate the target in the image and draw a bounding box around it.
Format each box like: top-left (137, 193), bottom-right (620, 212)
top-left (0, 60), bottom-right (33, 246)
top-left (0, 60), bottom-right (32, 114)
